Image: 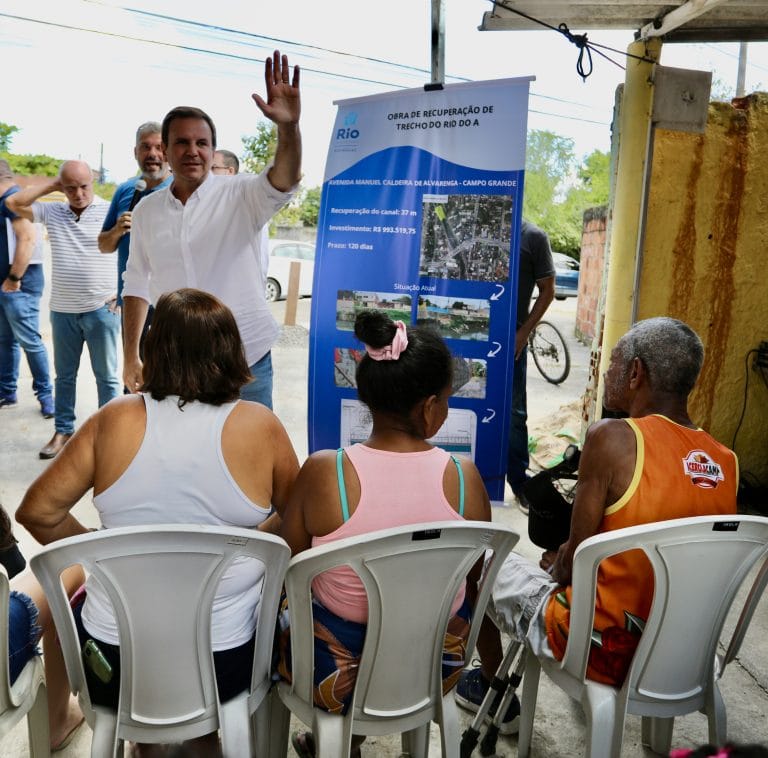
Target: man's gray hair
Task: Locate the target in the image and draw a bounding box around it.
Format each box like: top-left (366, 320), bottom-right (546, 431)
top-left (0, 159), bottom-right (14, 182)
top-left (616, 317), bottom-right (704, 395)
top-left (135, 121), bottom-right (162, 144)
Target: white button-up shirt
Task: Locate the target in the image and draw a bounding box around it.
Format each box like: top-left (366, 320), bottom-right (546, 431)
top-left (124, 170), bottom-right (295, 365)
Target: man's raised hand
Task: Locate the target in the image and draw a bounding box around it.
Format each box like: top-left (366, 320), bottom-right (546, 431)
top-left (252, 50), bottom-right (301, 126)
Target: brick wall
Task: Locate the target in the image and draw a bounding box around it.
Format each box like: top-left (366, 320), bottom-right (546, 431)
top-left (575, 207), bottom-right (607, 342)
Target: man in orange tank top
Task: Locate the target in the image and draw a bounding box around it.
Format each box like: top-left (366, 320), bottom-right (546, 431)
top-left (456, 317), bottom-right (738, 728)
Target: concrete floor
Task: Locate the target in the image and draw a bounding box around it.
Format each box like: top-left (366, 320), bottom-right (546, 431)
top-left (1, 295), bottom-right (767, 757)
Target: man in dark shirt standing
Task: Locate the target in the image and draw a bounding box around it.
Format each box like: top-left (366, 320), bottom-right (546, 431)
top-left (508, 219), bottom-right (555, 511)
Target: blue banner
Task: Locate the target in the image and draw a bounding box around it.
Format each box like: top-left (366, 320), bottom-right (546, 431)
top-left (308, 78), bottom-right (532, 502)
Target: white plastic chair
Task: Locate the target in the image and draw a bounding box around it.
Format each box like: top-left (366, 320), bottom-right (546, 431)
top-left (0, 565), bottom-right (50, 757)
top-left (517, 514), bottom-right (768, 758)
top-left (30, 524), bottom-right (290, 758)
top-left (272, 520), bottom-right (519, 758)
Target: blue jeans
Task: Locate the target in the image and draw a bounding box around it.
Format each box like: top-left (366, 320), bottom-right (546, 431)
top-left (51, 305), bottom-right (121, 434)
top-left (506, 346), bottom-right (529, 492)
top-left (0, 289), bottom-right (53, 401)
top-left (8, 590), bottom-right (41, 686)
top-left (240, 351), bottom-right (273, 409)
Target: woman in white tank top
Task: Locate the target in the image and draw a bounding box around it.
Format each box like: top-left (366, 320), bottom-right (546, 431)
top-left (17, 288), bottom-right (299, 758)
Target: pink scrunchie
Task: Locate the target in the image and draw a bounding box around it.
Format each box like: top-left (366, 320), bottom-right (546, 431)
top-left (670, 749), bottom-right (730, 758)
top-left (364, 320), bottom-right (409, 361)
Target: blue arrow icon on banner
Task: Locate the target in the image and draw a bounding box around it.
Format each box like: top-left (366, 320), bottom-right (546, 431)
top-left (490, 284), bottom-right (505, 301)
top-left (487, 342), bottom-right (502, 357)
top-left (482, 409), bottom-right (496, 423)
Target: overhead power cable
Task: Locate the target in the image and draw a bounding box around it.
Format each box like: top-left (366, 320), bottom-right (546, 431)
top-left (0, 12), bottom-right (409, 89)
top-left (704, 42), bottom-right (768, 75)
top-left (1, 10), bottom-right (613, 127)
top-left (83, 0), bottom-right (603, 111)
top-left (83, 0), bottom-right (443, 80)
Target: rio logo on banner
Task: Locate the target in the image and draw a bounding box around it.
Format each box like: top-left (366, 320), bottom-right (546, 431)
top-left (308, 77), bottom-right (533, 502)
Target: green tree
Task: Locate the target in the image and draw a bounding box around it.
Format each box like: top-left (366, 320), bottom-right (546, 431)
top-left (241, 122), bottom-right (277, 174)
top-left (0, 151), bottom-right (61, 176)
top-left (1, 121), bottom-right (62, 176)
top-left (523, 130), bottom-right (610, 256)
top-left (560, 149), bottom-right (611, 256)
top-left (523, 130), bottom-right (577, 252)
top-left (241, 123), bottom-right (322, 229)
top-left (0, 122), bottom-right (19, 152)
top-left (299, 186), bottom-right (322, 227)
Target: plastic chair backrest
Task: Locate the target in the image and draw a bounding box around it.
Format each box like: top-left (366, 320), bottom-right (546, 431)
top-left (31, 525), bottom-right (290, 741)
top-left (284, 521), bottom-right (518, 725)
top-left (563, 515), bottom-right (768, 710)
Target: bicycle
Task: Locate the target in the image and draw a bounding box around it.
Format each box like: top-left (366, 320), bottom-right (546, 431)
top-left (528, 320), bottom-right (570, 384)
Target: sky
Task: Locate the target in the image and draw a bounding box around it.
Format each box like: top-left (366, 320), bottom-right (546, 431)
top-left (1, 0), bottom-right (767, 188)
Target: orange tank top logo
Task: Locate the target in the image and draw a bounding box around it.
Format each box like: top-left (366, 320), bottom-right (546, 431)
top-left (682, 449), bottom-right (725, 489)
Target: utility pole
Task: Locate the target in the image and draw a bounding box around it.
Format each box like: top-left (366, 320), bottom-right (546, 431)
top-left (736, 42), bottom-right (748, 98)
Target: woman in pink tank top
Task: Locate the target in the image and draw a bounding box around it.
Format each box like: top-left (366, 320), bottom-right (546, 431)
top-left (279, 310), bottom-right (491, 758)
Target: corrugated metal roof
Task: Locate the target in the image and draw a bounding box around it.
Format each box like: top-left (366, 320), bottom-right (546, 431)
top-left (480, 1), bottom-right (768, 43)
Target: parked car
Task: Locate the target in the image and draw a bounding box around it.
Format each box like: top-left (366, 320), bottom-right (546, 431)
top-left (552, 251), bottom-right (580, 300)
top-left (266, 239), bottom-right (316, 302)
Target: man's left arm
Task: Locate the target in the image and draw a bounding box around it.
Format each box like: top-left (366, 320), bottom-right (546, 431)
top-left (4, 176), bottom-right (62, 221)
top-left (252, 50), bottom-right (302, 192)
top-left (99, 190), bottom-right (130, 253)
top-left (1, 217), bottom-right (35, 293)
top-left (515, 275), bottom-right (555, 358)
top-left (546, 419), bottom-right (631, 586)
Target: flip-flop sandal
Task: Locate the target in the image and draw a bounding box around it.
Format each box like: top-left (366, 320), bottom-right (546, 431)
top-left (291, 731), bottom-right (315, 758)
top-left (52, 716), bottom-right (85, 753)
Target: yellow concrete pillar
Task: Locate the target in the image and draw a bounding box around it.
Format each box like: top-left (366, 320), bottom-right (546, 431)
top-left (596, 38), bottom-right (662, 408)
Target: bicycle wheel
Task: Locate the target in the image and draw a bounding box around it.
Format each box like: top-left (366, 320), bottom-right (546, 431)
top-left (529, 320), bottom-right (571, 384)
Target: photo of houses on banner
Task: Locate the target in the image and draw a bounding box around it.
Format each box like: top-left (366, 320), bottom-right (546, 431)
top-left (335, 291), bottom-right (491, 341)
top-left (334, 290), bottom-right (488, 399)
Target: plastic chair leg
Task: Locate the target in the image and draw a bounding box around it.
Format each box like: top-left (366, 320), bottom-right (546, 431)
top-left (27, 682), bottom-right (50, 758)
top-left (706, 683), bottom-right (727, 746)
top-left (439, 694), bottom-right (460, 758)
top-left (312, 710), bottom-right (349, 758)
top-left (89, 711), bottom-right (120, 758)
top-left (583, 685), bottom-right (621, 758)
top-left (402, 723), bottom-right (430, 758)
top-left (517, 654), bottom-right (541, 758)
top-left (251, 692), bottom-right (275, 758)
top-left (219, 692), bottom-right (251, 758)
top-left (641, 716), bottom-right (675, 755)
top-left (267, 690), bottom-right (291, 758)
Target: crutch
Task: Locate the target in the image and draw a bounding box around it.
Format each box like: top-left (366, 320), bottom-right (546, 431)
top-left (480, 644), bottom-right (527, 756)
top-left (459, 639), bottom-right (526, 758)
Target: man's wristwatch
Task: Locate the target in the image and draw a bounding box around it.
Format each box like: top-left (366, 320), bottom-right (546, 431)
top-left (7, 273), bottom-right (22, 283)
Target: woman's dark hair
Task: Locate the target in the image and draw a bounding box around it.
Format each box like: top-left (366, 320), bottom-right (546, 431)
top-left (354, 310), bottom-right (452, 417)
top-left (141, 288), bottom-right (251, 406)
top-left (0, 506), bottom-right (17, 551)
